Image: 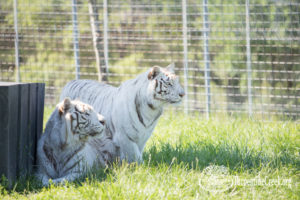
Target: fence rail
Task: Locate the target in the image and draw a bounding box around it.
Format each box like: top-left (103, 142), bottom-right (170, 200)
top-left (0, 0), bottom-right (299, 119)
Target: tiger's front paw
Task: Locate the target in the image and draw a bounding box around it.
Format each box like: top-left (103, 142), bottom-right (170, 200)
top-left (51, 177), bottom-right (68, 185)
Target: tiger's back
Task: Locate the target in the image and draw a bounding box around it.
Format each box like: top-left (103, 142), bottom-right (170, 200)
top-left (61, 80), bottom-right (117, 113)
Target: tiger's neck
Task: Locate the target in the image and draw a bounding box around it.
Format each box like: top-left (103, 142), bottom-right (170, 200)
top-left (134, 86), bottom-right (163, 128)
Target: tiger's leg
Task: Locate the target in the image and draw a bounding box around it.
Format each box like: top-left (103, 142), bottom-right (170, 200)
top-left (115, 134), bottom-right (143, 164)
top-left (51, 160), bottom-right (87, 184)
top-left (37, 173), bottom-right (51, 186)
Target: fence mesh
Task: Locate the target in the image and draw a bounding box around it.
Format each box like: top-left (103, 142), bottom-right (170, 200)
top-left (0, 0), bottom-right (299, 119)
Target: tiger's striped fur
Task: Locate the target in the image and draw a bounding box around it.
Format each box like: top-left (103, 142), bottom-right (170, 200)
top-left (60, 64), bottom-right (185, 163)
top-left (37, 98), bottom-right (119, 185)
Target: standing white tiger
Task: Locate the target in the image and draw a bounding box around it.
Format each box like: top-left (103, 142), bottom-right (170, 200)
top-left (37, 98), bottom-right (119, 185)
top-left (60, 63), bottom-right (185, 163)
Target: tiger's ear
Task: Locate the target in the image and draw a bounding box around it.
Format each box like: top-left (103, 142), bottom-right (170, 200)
top-left (148, 66), bottom-right (161, 80)
top-left (166, 63), bottom-right (175, 73)
top-left (59, 97), bottom-right (72, 115)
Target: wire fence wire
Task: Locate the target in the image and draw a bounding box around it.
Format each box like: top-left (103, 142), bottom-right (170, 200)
top-left (0, 0), bottom-right (299, 119)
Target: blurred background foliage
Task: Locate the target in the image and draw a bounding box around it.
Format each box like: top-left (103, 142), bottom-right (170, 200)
top-left (0, 0), bottom-right (299, 119)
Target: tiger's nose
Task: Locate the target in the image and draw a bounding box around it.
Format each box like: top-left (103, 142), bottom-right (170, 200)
top-left (99, 119), bottom-right (105, 125)
top-left (179, 91), bottom-right (185, 97)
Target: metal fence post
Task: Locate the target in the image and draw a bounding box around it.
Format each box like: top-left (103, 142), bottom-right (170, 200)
top-left (71, 0), bottom-right (80, 80)
top-left (203, 0), bottom-right (211, 119)
top-left (13, 0), bottom-right (20, 82)
top-left (103, 0), bottom-right (109, 73)
top-left (182, 0), bottom-right (189, 114)
top-left (245, 0), bottom-right (253, 116)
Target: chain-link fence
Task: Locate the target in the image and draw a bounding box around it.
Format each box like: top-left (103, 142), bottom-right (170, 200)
top-left (0, 0), bottom-right (299, 119)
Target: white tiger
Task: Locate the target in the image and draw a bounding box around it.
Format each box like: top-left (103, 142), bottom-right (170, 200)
top-left (37, 98), bottom-right (119, 185)
top-left (60, 63), bottom-right (185, 163)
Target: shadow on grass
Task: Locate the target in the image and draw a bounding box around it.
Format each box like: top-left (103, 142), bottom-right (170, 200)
top-left (0, 167), bottom-right (110, 194)
top-left (2, 142), bottom-right (298, 194)
top-left (143, 142), bottom-right (299, 171)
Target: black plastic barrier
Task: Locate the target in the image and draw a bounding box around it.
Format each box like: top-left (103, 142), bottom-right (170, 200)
top-left (0, 82), bottom-right (45, 185)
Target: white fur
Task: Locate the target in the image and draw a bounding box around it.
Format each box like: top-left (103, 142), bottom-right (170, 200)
top-left (60, 64), bottom-right (185, 163)
top-left (37, 98), bottom-right (118, 185)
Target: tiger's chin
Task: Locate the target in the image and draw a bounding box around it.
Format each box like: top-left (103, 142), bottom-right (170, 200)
top-left (169, 100), bottom-right (182, 105)
top-left (83, 130), bottom-right (105, 140)
top-left (153, 96), bottom-right (182, 105)
top-left (167, 97), bottom-right (183, 104)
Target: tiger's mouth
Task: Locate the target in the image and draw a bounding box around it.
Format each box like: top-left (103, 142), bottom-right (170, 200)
top-left (78, 130), bottom-right (103, 140)
top-left (169, 99), bottom-right (182, 104)
top-left (154, 95), bottom-right (182, 104)
top-left (89, 131), bottom-right (101, 136)
top-left (87, 128), bottom-right (104, 137)
top-left (168, 97), bottom-right (183, 104)
top-left (79, 134), bottom-right (89, 140)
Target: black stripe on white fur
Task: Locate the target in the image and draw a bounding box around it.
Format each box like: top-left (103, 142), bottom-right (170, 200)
top-left (60, 65), bottom-right (184, 163)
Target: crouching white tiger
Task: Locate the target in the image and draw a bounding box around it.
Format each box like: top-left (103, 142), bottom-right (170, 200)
top-left (60, 63), bottom-right (185, 163)
top-left (36, 98), bottom-right (119, 185)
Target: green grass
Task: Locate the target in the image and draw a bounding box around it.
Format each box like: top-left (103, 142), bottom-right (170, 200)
top-left (1, 108), bottom-right (299, 199)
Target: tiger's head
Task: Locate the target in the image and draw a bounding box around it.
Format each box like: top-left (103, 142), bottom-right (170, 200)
top-left (58, 98), bottom-right (106, 142)
top-left (147, 63), bottom-right (185, 105)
